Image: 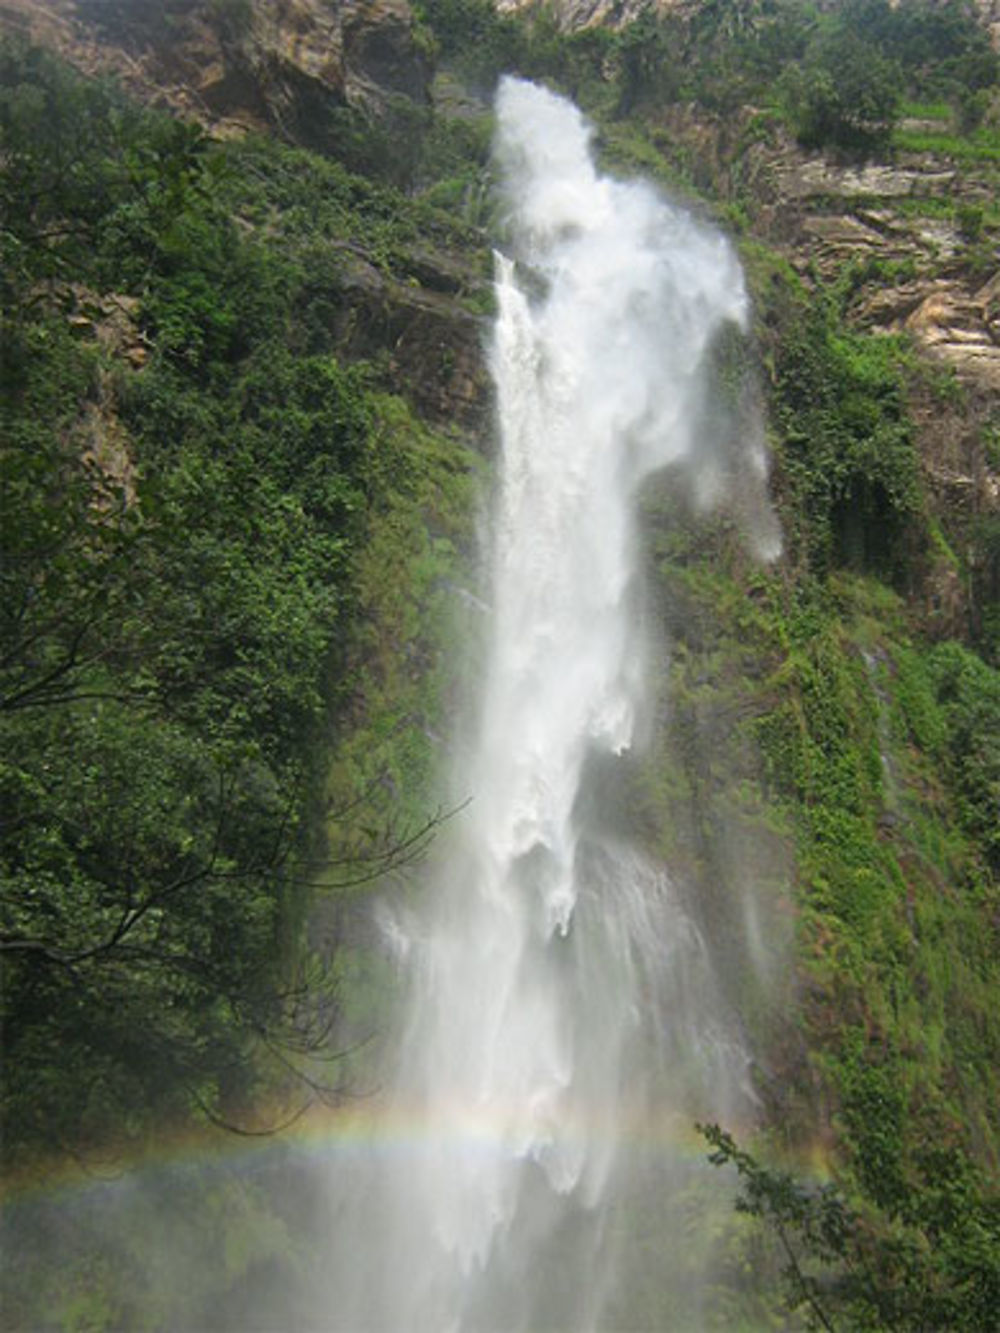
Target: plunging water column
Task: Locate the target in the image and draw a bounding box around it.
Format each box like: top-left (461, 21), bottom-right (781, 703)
top-left (327, 78), bottom-right (777, 1332)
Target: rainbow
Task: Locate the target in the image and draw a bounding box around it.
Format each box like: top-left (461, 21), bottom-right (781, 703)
top-left (1, 1098), bottom-right (776, 1207)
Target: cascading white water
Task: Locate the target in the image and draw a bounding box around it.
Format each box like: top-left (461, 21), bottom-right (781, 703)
top-left (326, 77), bottom-right (779, 1332)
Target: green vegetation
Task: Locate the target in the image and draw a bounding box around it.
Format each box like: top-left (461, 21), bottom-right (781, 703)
top-left (3, 1), bottom-right (1000, 1327)
top-left (0, 41), bottom-right (479, 1160)
top-left (411, 0), bottom-right (1000, 191)
top-left (770, 305), bottom-right (922, 579)
top-left (703, 1122), bottom-right (1000, 1330)
top-left (1, 1156), bottom-right (307, 1332)
top-left (893, 122), bottom-right (1000, 162)
top-left (780, 25), bottom-right (904, 151)
top-left (629, 245), bottom-right (1000, 1328)
top-left (636, 522), bottom-right (1000, 1325)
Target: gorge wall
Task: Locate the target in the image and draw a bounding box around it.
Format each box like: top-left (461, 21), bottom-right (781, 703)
top-left (2, 1), bottom-right (999, 1327)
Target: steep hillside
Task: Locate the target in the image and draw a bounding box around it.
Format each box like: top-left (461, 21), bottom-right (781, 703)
top-left (2, 0), bottom-right (999, 1327)
top-left (0, 4), bottom-right (490, 1161)
top-left (0, 0), bottom-right (432, 139)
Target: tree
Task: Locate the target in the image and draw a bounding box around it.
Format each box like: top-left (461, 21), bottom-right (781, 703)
top-left (1, 39), bottom-right (452, 1161)
top-left (781, 26), bottom-right (903, 152)
top-left (612, 8), bottom-right (680, 116)
top-left (701, 1124), bottom-right (1000, 1330)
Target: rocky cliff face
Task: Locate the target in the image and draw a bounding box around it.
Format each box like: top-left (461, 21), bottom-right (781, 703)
top-left (641, 93), bottom-right (999, 636)
top-left (497, 0), bottom-right (1000, 39)
top-left (741, 124), bottom-right (1000, 391)
top-left (0, 0), bottom-right (431, 139)
top-left (495, 0), bottom-right (654, 26)
top-left (0, 0), bottom-right (490, 426)
top-left (975, 0), bottom-right (1000, 46)
top-left (4, 0), bottom-right (996, 555)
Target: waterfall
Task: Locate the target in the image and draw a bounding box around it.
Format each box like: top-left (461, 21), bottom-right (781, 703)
top-left (326, 77), bottom-right (778, 1332)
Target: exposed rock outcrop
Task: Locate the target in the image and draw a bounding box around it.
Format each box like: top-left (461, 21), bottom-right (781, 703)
top-left (0, 0), bottom-right (494, 429)
top-left (656, 105), bottom-right (1000, 396)
top-left (0, 0), bottom-right (432, 140)
top-left (329, 248), bottom-right (489, 428)
top-left (899, 277), bottom-right (1000, 389)
top-left (497, 0), bottom-right (1000, 41)
top-left (975, 0), bottom-right (1000, 48)
top-left (495, 0), bottom-right (691, 28)
top-left (5, 0), bottom-right (994, 472)
top-left (775, 156), bottom-right (957, 203)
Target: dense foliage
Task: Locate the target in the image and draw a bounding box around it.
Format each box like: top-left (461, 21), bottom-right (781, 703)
top-left (418, 0), bottom-right (998, 150)
top-left (2, 1), bottom-right (1000, 1326)
top-left (770, 300), bottom-right (921, 580)
top-left (703, 1123), bottom-right (1000, 1330)
top-left (640, 245), bottom-right (1000, 1324)
top-left (0, 40), bottom-right (473, 1157)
